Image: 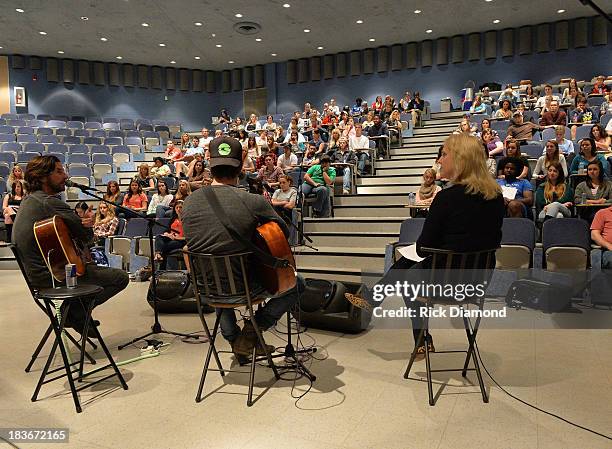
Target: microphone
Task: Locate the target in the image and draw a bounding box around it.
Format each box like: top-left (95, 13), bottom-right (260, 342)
top-left (65, 179), bottom-right (100, 192)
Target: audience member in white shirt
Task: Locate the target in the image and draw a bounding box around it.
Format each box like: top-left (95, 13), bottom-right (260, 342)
top-left (198, 128), bottom-right (213, 149)
top-left (348, 123), bottom-right (370, 176)
top-left (535, 84), bottom-right (560, 113)
top-left (276, 143), bottom-right (298, 171)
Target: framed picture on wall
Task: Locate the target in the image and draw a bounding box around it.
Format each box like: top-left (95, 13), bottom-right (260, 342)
top-left (14, 86), bottom-right (26, 107)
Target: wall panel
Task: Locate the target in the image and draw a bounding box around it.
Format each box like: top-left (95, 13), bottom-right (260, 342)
top-left (519, 26), bottom-right (532, 55)
top-left (63, 60), bottom-right (74, 83)
top-left (108, 63), bottom-right (119, 86)
top-left (536, 24), bottom-right (550, 53)
top-left (11, 56), bottom-right (25, 69)
top-left (78, 60), bottom-right (90, 84)
top-left (243, 66), bottom-right (253, 89)
top-left (555, 21), bottom-right (569, 50)
top-left (254, 65), bottom-right (265, 88)
top-left (310, 57), bottom-right (321, 81)
top-left (468, 34), bottom-right (480, 61)
top-left (376, 47), bottom-right (388, 72)
top-left (501, 29), bottom-right (514, 57)
top-left (179, 69), bottom-right (189, 91)
top-left (93, 62), bottom-right (105, 86)
top-left (421, 41), bottom-right (433, 67)
top-left (231, 68), bottom-right (242, 91)
top-left (137, 65), bottom-right (149, 88)
top-left (451, 36), bottom-right (463, 63)
top-left (363, 49), bottom-right (374, 74)
top-left (592, 16), bottom-right (608, 46)
top-left (406, 43), bottom-right (417, 69)
top-left (29, 57), bottom-right (41, 70)
top-left (191, 69), bottom-right (202, 92)
top-left (298, 58), bottom-right (309, 83)
top-left (164, 67), bottom-right (175, 90)
top-left (350, 51), bottom-right (360, 76)
top-left (151, 66), bottom-right (162, 89)
top-left (436, 38), bottom-right (448, 65)
top-left (46, 58), bottom-right (59, 82)
top-left (323, 55), bottom-right (334, 79)
top-left (336, 53), bottom-right (346, 77)
top-left (573, 18), bottom-right (588, 48)
top-left (391, 44), bottom-right (403, 70)
top-left (286, 60), bottom-right (297, 83)
top-left (484, 31), bottom-right (497, 59)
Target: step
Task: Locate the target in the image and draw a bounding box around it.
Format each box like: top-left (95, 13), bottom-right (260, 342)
top-left (375, 167), bottom-right (429, 176)
top-left (377, 158), bottom-right (435, 169)
top-left (333, 194), bottom-right (411, 206)
top-left (411, 127), bottom-right (455, 136)
top-left (402, 135), bottom-right (447, 144)
top-left (417, 122), bottom-right (457, 130)
top-left (295, 247), bottom-right (385, 271)
top-left (303, 217), bottom-right (404, 233)
top-left (422, 118), bottom-right (462, 126)
top-left (297, 266), bottom-right (381, 285)
top-left (332, 205), bottom-right (411, 218)
top-left (356, 185), bottom-right (418, 194)
top-left (430, 111), bottom-right (466, 119)
top-left (306, 232), bottom-right (398, 248)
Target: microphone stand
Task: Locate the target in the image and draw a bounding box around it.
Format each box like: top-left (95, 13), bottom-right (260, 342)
top-left (70, 184), bottom-right (201, 349)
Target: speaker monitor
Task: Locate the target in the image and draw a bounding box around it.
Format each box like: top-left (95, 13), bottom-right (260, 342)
top-left (468, 33), bottom-right (481, 61)
top-left (436, 38), bottom-right (448, 65)
top-left (536, 23), bottom-right (550, 53)
top-left (323, 54), bottom-right (334, 79)
top-left (165, 67), bottom-right (175, 90)
top-left (350, 51), bottom-right (360, 76)
top-left (592, 16), bottom-right (608, 46)
top-left (63, 59), bottom-right (74, 83)
top-left (310, 57), bottom-right (321, 81)
top-left (573, 17), bottom-right (588, 48)
top-left (206, 71), bottom-right (216, 93)
top-left (421, 41), bottom-right (433, 67)
top-left (192, 70), bottom-right (202, 92)
top-left (221, 70), bottom-right (231, 93)
top-left (94, 62), bottom-right (105, 86)
top-left (46, 58), bottom-right (59, 82)
top-left (501, 29), bottom-right (514, 57)
top-left (254, 65), bottom-right (265, 88)
top-left (376, 47), bottom-right (388, 72)
top-left (336, 53), bottom-right (346, 77)
top-left (11, 55), bottom-right (25, 69)
top-left (123, 64), bottom-right (134, 87)
top-left (451, 36), bottom-right (463, 63)
top-left (406, 43), bottom-right (417, 69)
top-left (555, 21), bottom-right (569, 51)
top-left (108, 63), bottom-right (120, 86)
top-left (137, 65), bottom-right (149, 88)
top-left (298, 58), bottom-right (309, 83)
top-left (179, 69), bottom-right (190, 91)
top-left (78, 60), bottom-right (90, 84)
top-left (519, 26), bottom-right (532, 55)
top-left (286, 60), bottom-right (297, 84)
top-left (391, 44), bottom-right (403, 71)
top-left (363, 49), bottom-right (374, 74)
top-left (151, 66), bottom-right (162, 89)
top-left (29, 56), bottom-right (41, 70)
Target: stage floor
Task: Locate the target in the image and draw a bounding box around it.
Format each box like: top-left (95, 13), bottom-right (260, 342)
top-left (1, 270), bottom-right (611, 449)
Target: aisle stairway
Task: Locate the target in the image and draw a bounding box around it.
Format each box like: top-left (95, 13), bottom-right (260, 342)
top-left (296, 110), bottom-right (464, 283)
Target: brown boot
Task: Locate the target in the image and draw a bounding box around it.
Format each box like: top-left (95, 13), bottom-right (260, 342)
top-left (232, 321), bottom-right (275, 356)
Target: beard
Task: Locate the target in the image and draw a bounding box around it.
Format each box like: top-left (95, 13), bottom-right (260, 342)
top-left (47, 178), bottom-right (65, 194)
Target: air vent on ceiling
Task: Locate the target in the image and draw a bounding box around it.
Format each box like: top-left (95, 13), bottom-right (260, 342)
top-left (233, 21), bottom-right (261, 35)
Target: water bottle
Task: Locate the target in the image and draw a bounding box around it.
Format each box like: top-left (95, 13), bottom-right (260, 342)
top-left (408, 192), bottom-right (415, 206)
top-left (581, 193), bottom-right (586, 205)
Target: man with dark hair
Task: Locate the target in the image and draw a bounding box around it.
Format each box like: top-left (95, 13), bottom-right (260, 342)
top-left (302, 155), bottom-right (336, 218)
top-left (496, 157), bottom-right (534, 217)
top-left (181, 136), bottom-right (301, 358)
top-left (367, 114), bottom-right (389, 159)
top-left (539, 100), bottom-right (567, 127)
top-left (13, 155), bottom-right (129, 336)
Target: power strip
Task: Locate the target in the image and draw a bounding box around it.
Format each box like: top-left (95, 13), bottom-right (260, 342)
top-left (140, 342), bottom-right (170, 355)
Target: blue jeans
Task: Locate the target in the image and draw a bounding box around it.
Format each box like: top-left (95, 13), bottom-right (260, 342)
top-left (156, 205), bottom-right (171, 219)
top-left (357, 152), bottom-right (369, 175)
top-left (603, 250), bottom-right (612, 269)
top-left (217, 275), bottom-right (304, 342)
top-left (341, 167), bottom-right (352, 192)
top-left (301, 183), bottom-right (331, 217)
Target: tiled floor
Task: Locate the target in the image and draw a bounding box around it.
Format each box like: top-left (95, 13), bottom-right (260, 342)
top-left (1, 270), bottom-right (612, 449)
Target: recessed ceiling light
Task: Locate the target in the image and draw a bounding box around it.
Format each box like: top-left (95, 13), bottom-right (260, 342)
top-left (170, 60), bottom-right (176, 64)
top-left (356, 20), bottom-right (363, 24)
top-left (317, 46), bottom-right (324, 50)
top-left (57, 50), bottom-right (64, 54)
top-left (235, 13), bottom-right (242, 18)
top-left (228, 60), bottom-right (235, 64)
top-left (194, 56), bottom-right (201, 60)
top-left (426, 29), bottom-right (433, 33)
top-left (414, 9), bottom-right (421, 13)
top-left (15, 8), bottom-right (24, 13)
top-left (493, 19), bottom-right (500, 24)
top-left (271, 53), bottom-right (277, 56)
top-left (557, 9), bottom-right (566, 13)
top-left (194, 22), bottom-right (203, 26)
top-left (0, 46), bottom-right (3, 49)
top-left (80, 16), bottom-right (89, 21)
top-left (159, 43), bottom-right (166, 47)
top-left (283, 3), bottom-right (290, 7)
top-left (255, 38), bottom-right (262, 42)
top-left (211, 33), bottom-right (216, 37)
top-left (100, 37), bottom-right (108, 42)
top-left (38, 31), bottom-right (47, 35)
top-left (116, 56), bottom-right (123, 60)
top-left (141, 22), bottom-right (149, 27)
top-left (369, 38), bottom-right (375, 42)
top-left (485, 0), bottom-right (493, 2)
top-left (216, 44), bottom-right (222, 48)
top-left (304, 29), bottom-right (310, 33)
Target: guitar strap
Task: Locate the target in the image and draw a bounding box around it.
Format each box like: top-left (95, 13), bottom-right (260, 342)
top-left (202, 187), bottom-right (289, 269)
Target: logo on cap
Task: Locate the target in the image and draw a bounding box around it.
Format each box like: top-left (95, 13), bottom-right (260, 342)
top-left (218, 142), bottom-right (232, 156)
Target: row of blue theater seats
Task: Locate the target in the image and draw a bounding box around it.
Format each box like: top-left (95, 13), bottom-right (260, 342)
top-left (0, 134), bottom-right (159, 146)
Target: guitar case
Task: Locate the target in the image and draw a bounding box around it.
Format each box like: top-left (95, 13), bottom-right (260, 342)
top-left (146, 270), bottom-right (198, 314)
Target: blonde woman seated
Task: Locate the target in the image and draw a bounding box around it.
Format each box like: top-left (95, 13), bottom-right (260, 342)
top-left (535, 162), bottom-right (573, 222)
top-left (93, 202), bottom-right (119, 246)
top-left (415, 168), bottom-right (441, 206)
top-left (453, 118), bottom-right (476, 136)
top-left (533, 140), bottom-right (568, 183)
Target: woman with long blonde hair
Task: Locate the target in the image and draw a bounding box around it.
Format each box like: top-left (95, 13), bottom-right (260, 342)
top-left (345, 133), bottom-right (504, 354)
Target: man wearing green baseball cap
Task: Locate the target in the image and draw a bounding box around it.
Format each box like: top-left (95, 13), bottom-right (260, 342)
top-left (182, 136), bottom-right (303, 361)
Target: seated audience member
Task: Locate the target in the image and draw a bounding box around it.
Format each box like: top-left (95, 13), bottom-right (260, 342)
top-left (264, 134), bottom-right (280, 158)
top-left (189, 135), bottom-right (200, 148)
top-left (562, 86), bottom-right (580, 106)
top-left (415, 168), bottom-right (441, 207)
top-left (256, 129), bottom-right (268, 148)
top-left (477, 119), bottom-right (499, 139)
top-left (230, 116), bottom-right (245, 133)
top-left (380, 100), bottom-right (395, 123)
top-left (242, 152), bottom-right (255, 175)
top-left (371, 96), bottom-right (384, 114)
top-left (271, 175), bottom-right (297, 223)
top-left (183, 136), bottom-right (204, 163)
top-left (248, 177), bottom-right (272, 203)
top-left (150, 157), bottom-right (171, 179)
top-left (154, 200), bottom-right (185, 270)
top-left (399, 92), bottom-right (412, 112)
top-left (539, 100), bottom-right (567, 127)
top-left (570, 138), bottom-right (609, 175)
top-left (214, 129), bottom-right (223, 138)
top-left (329, 98), bottom-right (340, 115)
top-left (245, 114), bottom-right (261, 132)
top-left (218, 109), bottom-right (231, 127)
top-left (187, 158), bottom-right (211, 190)
top-left (535, 162), bottom-right (573, 222)
top-left (534, 84), bottom-right (560, 112)
top-left (553, 125), bottom-right (575, 159)
top-left (103, 180), bottom-right (124, 211)
top-left (386, 109), bottom-right (403, 143)
top-left (480, 86), bottom-right (494, 106)
top-left (263, 115), bottom-right (277, 131)
top-left (406, 91), bottom-right (425, 126)
top-left (310, 129), bottom-right (326, 154)
top-left (327, 128), bottom-right (342, 151)
top-left (246, 134), bottom-right (260, 160)
top-left (302, 143), bottom-right (320, 167)
top-left (93, 202), bottom-right (119, 246)
top-left (607, 116), bottom-right (612, 137)
top-left (569, 97), bottom-right (594, 140)
top-left (164, 140), bottom-right (187, 176)
top-left (7, 164), bottom-right (26, 190)
top-left (287, 131), bottom-right (302, 153)
top-left (470, 95), bottom-right (487, 114)
top-left (277, 143), bottom-right (298, 172)
top-left (574, 160), bottom-right (612, 222)
top-left (506, 111), bottom-right (542, 142)
top-left (495, 99), bottom-right (513, 120)
top-left (498, 140), bottom-right (530, 180)
top-left (522, 84), bottom-right (538, 110)
top-left (368, 114), bottom-right (389, 159)
top-left (481, 129), bottom-right (504, 158)
top-left (600, 96), bottom-right (612, 117)
top-left (497, 157), bottom-right (533, 217)
top-left (236, 129), bottom-right (248, 147)
top-left (497, 87), bottom-right (519, 109)
top-left (302, 155), bottom-right (336, 218)
top-left (454, 118), bottom-right (476, 136)
top-left (591, 204), bottom-right (612, 268)
top-left (180, 133), bottom-right (191, 149)
top-left (590, 124), bottom-right (611, 152)
top-left (361, 111), bottom-right (375, 132)
top-left (302, 102), bottom-right (312, 118)
top-left (134, 163), bottom-right (156, 189)
top-left (2, 180), bottom-right (26, 242)
top-left (351, 97), bottom-right (364, 116)
top-left (122, 180), bottom-right (148, 216)
top-left (274, 125), bottom-right (286, 143)
top-left (349, 123), bottom-right (371, 176)
top-left (147, 179), bottom-right (173, 218)
top-left (257, 154), bottom-right (284, 191)
top-left (342, 116), bottom-right (357, 138)
top-left (533, 140), bottom-right (568, 181)
top-left (329, 137), bottom-right (358, 194)
top-left (561, 79), bottom-right (581, 99)
top-left (590, 75), bottom-right (608, 95)
top-left (431, 146), bottom-right (449, 186)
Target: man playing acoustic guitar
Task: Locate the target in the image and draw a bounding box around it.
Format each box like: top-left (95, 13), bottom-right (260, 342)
top-left (13, 155), bottom-right (129, 337)
top-left (182, 136), bottom-right (303, 359)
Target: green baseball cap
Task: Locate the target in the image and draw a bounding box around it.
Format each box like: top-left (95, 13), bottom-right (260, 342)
top-left (208, 136), bottom-right (243, 168)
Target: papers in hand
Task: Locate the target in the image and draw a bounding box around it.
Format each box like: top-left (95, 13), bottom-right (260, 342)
top-left (501, 186), bottom-right (517, 200)
top-left (398, 244), bottom-right (425, 262)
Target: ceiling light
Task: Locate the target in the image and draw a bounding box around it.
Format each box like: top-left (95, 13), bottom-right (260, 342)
top-left (271, 53), bottom-right (277, 56)
top-left (356, 20), bottom-right (363, 24)
top-left (194, 56), bottom-right (201, 60)
top-left (557, 9), bottom-right (566, 13)
top-left (141, 22), bottom-right (149, 27)
top-left (317, 46), bottom-right (324, 50)
top-left (100, 37), bottom-right (108, 42)
top-left (15, 8), bottom-right (24, 13)
top-left (38, 31), bottom-right (47, 35)
top-left (57, 50), bottom-right (64, 54)
top-left (159, 43), bottom-right (166, 47)
top-left (414, 9), bottom-right (421, 13)
top-left (369, 38), bottom-right (376, 42)
top-left (194, 22), bottom-right (203, 26)
top-left (235, 13), bottom-right (242, 18)
top-left (485, 0), bottom-right (493, 2)
top-left (426, 29), bottom-right (433, 33)
top-left (211, 33), bottom-right (216, 37)
top-left (283, 3), bottom-right (291, 7)
top-left (493, 19), bottom-right (500, 24)
top-left (228, 60), bottom-right (235, 64)
top-left (303, 29), bottom-right (310, 33)
top-left (255, 38), bottom-right (262, 42)
top-left (80, 16), bottom-right (89, 21)
top-left (170, 60), bottom-right (176, 64)
top-left (0, 46), bottom-right (3, 49)
top-left (216, 44), bottom-right (222, 48)
top-left (116, 56), bottom-right (123, 60)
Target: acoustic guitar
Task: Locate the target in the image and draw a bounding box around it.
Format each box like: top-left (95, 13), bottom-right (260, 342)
top-left (253, 221), bottom-right (296, 295)
top-left (33, 215), bottom-right (91, 282)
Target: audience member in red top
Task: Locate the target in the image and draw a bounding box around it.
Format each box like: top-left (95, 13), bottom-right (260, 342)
top-left (539, 100), bottom-right (567, 127)
top-left (371, 96), bottom-right (383, 114)
top-left (165, 140), bottom-right (187, 176)
top-left (122, 180), bottom-right (148, 216)
top-left (154, 200), bottom-right (186, 270)
top-left (590, 75), bottom-right (608, 95)
top-left (591, 205), bottom-right (612, 268)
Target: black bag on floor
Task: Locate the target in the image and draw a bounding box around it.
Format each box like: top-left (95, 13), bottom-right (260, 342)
top-left (146, 270), bottom-right (197, 313)
top-left (505, 278), bottom-right (571, 313)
